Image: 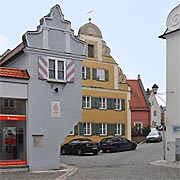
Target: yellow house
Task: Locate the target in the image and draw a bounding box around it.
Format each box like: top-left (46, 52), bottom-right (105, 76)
top-left (64, 19), bottom-right (131, 143)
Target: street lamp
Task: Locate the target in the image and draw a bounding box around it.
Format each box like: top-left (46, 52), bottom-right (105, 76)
top-left (152, 83), bottom-right (166, 160)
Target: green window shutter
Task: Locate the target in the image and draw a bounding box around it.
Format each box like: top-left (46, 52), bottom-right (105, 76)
top-left (121, 99), bottom-right (125, 110)
top-left (79, 123), bottom-right (84, 135)
top-left (74, 124), bottom-right (78, 135)
top-left (86, 67), bottom-right (90, 79)
top-left (122, 124), bottom-right (125, 136)
top-left (105, 70), bottom-right (109, 81)
top-left (91, 97), bottom-right (96, 109)
top-left (107, 98), bottom-right (115, 110)
top-left (82, 96), bottom-right (85, 107)
top-left (107, 124), bottom-right (111, 135)
top-left (95, 97), bottom-right (100, 109)
top-left (93, 68), bottom-right (97, 80)
top-left (111, 124), bottom-right (116, 135)
top-left (92, 123), bottom-right (100, 135)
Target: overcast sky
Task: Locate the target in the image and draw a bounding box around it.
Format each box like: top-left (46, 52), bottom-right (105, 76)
top-left (0, 1), bottom-right (179, 105)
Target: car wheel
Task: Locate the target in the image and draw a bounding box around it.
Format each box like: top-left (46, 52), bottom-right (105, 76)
top-left (77, 149), bottom-right (83, 156)
top-left (131, 144), bottom-right (136, 150)
top-left (61, 148), bottom-right (67, 155)
top-left (93, 151), bottom-right (99, 155)
top-left (102, 149), bottom-right (107, 153)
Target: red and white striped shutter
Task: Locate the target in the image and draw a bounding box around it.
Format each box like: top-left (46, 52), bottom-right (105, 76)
top-left (66, 60), bottom-right (75, 83)
top-left (38, 56), bottom-right (48, 80)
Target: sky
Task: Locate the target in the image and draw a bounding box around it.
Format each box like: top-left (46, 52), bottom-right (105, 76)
top-left (0, 0), bottom-right (179, 106)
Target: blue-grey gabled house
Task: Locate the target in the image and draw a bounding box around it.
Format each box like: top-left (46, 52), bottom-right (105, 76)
top-left (0, 4), bottom-right (86, 171)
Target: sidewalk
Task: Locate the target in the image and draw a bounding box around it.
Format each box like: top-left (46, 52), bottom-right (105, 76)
top-left (0, 164), bottom-right (77, 180)
top-left (150, 160), bottom-right (180, 168)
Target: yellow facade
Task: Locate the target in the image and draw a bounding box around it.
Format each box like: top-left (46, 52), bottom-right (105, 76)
top-left (64, 21), bottom-right (131, 144)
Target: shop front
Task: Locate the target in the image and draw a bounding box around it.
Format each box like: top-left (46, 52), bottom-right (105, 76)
top-left (0, 98), bottom-right (27, 167)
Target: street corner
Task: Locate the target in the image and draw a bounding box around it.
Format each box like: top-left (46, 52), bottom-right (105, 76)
top-left (150, 160), bottom-right (180, 168)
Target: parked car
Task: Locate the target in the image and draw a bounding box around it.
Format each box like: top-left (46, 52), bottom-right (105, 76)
top-left (100, 137), bottom-right (137, 153)
top-left (61, 138), bottom-right (100, 156)
top-left (146, 131), bottom-right (162, 143)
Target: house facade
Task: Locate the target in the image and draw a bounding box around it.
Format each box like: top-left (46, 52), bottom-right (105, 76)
top-left (146, 89), bottom-right (161, 128)
top-left (159, 4), bottom-right (180, 161)
top-left (0, 5), bottom-right (86, 171)
top-left (64, 19), bottom-right (131, 143)
top-left (127, 75), bottom-right (151, 134)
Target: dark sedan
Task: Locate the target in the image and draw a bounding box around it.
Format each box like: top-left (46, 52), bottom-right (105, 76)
top-left (61, 138), bottom-right (100, 156)
top-left (100, 137), bottom-right (137, 153)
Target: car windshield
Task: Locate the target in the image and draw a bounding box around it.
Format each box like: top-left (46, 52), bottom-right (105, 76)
top-left (148, 131), bottom-right (159, 136)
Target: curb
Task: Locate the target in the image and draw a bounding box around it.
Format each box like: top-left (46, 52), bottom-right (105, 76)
top-left (150, 160), bottom-right (180, 168)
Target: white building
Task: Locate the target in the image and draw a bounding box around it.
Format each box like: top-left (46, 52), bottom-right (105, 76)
top-left (159, 4), bottom-right (180, 161)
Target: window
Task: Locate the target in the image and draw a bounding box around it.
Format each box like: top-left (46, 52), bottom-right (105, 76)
top-left (115, 99), bottom-right (121, 110)
top-left (100, 123), bottom-right (107, 135)
top-left (82, 66), bottom-right (90, 79)
top-left (88, 44), bottom-right (94, 58)
top-left (3, 99), bottom-right (15, 108)
top-left (93, 68), bottom-right (109, 81)
top-left (115, 124), bottom-right (122, 135)
top-left (82, 96), bottom-right (91, 109)
top-left (99, 97), bottom-right (107, 109)
top-left (134, 122), bottom-right (143, 133)
top-left (48, 58), bottom-right (66, 81)
top-left (153, 111), bottom-right (157, 116)
top-left (84, 123), bottom-right (91, 135)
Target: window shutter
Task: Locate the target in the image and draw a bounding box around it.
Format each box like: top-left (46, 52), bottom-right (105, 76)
top-left (95, 97), bottom-right (100, 109)
top-left (107, 98), bottom-right (114, 110)
top-left (74, 124), bottom-right (78, 135)
top-left (111, 124), bottom-right (116, 135)
top-left (38, 56), bottom-right (48, 80)
top-left (79, 123), bottom-right (84, 135)
top-left (66, 60), bottom-right (75, 83)
top-left (105, 70), bottom-right (109, 81)
top-left (92, 123), bottom-right (97, 135)
top-left (122, 124), bottom-right (125, 136)
top-left (86, 67), bottom-right (90, 79)
top-left (82, 96), bottom-right (85, 108)
top-left (91, 97), bottom-right (96, 109)
top-left (107, 124), bottom-right (111, 135)
top-left (93, 68), bottom-right (97, 80)
top-left (121, 99), bottom-right (125, 110)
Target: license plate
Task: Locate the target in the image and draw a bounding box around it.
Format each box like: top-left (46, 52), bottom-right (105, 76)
top-left (92, 147), bottom-right (97, 150)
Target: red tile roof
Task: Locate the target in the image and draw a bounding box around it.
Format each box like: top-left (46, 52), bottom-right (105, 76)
top-left (127, 79), bottom-right (149, 110)
top-left (0, 67), bottom-right (29, 79)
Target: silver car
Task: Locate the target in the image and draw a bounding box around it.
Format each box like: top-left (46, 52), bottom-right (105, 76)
top-left (146, 131), bottom-right (162, 143)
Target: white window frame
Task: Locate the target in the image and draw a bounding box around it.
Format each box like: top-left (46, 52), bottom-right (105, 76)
top-left (115, 124), bottom-right (122, 136)
top-left (82, 66), bottom-right (87, 79)
top-left (82, 96), bottom-right (91, 109)
top-left (97, 69), bottom-right (105, 81)
top-left (115, 99), bottom-right (122, 110)
top-left (84, 123), bottom-right (92, 135)
top-left (100, 123), bottom-right (107, 136)
top-left (48, 57), bottom-right (66, 82)
top-left (99, 97), bottom-right (107, 109)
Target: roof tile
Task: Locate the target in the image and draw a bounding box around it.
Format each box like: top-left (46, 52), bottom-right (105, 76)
top-left (0, 67), bottom-right (30, 79)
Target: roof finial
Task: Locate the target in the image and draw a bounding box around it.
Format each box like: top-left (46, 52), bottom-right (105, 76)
top-left (87, 10), bottom-right (94, 23)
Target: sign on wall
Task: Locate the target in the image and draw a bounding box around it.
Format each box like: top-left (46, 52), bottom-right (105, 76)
top-left (51, 101), bottom-right (61, 117)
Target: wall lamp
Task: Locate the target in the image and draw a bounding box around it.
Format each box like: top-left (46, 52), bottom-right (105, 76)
top-left (54, 88), bottom-right (59, 92)
top-left (152, 83), bottom-right (174, 95)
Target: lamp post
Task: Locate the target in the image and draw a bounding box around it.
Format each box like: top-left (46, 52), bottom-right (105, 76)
top-left (152, 83), bottom-right (166, 160)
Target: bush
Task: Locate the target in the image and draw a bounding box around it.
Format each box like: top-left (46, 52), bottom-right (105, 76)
top-left (131, 126), bottom-right (150, 137)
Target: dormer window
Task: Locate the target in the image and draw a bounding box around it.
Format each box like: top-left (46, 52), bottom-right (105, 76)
top-left (88, 44), bottom-right (94, 58)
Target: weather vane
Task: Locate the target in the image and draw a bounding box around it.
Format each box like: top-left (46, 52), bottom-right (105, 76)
top-left (87, 10), bottom-right (94, 22)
